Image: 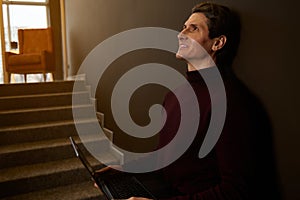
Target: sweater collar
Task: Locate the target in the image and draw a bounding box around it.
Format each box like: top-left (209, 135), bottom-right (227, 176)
top-left (186, 66), bottom-right (218, 83)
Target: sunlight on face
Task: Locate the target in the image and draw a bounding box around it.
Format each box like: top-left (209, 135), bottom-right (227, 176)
top-left (176, 33), bottom-right (215, 70)
top-left (176, 13), bottom-right (215, 70)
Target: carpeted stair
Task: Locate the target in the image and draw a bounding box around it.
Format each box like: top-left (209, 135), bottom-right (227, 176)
top-left (0, 81), bottom-right (121, 200)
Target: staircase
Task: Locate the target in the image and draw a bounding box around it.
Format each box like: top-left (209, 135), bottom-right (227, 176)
top-left (0, 81), bottom-right (121, 200)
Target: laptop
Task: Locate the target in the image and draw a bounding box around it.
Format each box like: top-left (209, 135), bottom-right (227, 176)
top-left (69, 136), bottom-right (156, 200)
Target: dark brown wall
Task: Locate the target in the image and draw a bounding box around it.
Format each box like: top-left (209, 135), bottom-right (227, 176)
top-left (64, 0), bottom-right (300, 199)
top-left (64, 0), bottom-right (195, 75)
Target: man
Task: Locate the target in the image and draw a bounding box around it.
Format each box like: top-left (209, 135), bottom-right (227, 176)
top-left (99, 2), bottom-right (281, 199)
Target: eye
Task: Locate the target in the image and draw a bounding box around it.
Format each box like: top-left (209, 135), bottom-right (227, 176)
top-left (190, 24), bottom-right (199, 32)
top-left (181, 24), bottom-right (199, 32)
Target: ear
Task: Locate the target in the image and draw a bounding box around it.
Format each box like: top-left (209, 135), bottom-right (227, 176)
top-left (211, 35), bottom-right (227, 52)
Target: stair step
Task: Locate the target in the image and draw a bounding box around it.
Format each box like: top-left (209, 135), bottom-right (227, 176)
top-left (0, 104), bottom-right (95, 128)
top-left (0, 91), bottom-right (91, 111)
top-left (0, 156), bottom-right (117, 183)
top-left (0, 154), bottom-right (119, 198)
top-left (0, 119), bottom-right (102, 145)
top-left (0, 80), bottom-right (87, 97)
top-left (1, 181), bottom-right (104, 200)
top-left (0, 80), bottom-right (122, 199)
top-left (0, 135), bottom-right (110, 169)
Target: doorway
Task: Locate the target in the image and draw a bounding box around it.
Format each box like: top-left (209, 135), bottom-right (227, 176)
top-left (0, 0), bottom-right (50, 84)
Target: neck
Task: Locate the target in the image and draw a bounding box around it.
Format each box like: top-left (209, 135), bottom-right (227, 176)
top-left (187, 57), bottom-right (216, 71)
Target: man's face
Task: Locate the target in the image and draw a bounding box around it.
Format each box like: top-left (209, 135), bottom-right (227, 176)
top-left (176, 13), bottom-right (215, 64)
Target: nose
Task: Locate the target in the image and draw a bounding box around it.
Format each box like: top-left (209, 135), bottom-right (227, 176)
top-left (177, 32), bottom-right (188, 42)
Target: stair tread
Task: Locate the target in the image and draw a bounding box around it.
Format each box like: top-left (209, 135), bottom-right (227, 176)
top-left (0, 81), bottom-right (86, 97)
top-left (0, 90), bottom-right (88, 100)
top-left (0, 135), bottom-right (107, 154)
top-left (0, 104), bottom-right (94, 114)
top-left (1, 181), bottom-right (104, 200)
top-left (0, 153), bottom-right (118, 182)
top-left (0, 118), bottom-right (98, 132)
top-left (0, 158), bottom-right (83, 182)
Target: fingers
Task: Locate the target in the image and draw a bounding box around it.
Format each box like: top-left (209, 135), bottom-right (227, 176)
top-left (95, 165), bottom-right (123, 174)
top-left (95, 166), bottom-right (112, 174)
top-left (109, 164), bottom-right (123, 171)
top-left (93, 165), bottom-right (122, 189)
top-left (93, 182), bottom-right (99, 189)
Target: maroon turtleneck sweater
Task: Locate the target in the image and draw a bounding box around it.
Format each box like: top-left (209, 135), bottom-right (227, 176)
top-left (155, 68), bottom-right (281, 200)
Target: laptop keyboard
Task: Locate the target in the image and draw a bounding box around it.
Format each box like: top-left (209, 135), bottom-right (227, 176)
top-left (103, 173), bottom-right (155, 199)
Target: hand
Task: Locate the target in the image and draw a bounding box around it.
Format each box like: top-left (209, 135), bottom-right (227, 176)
top-left (95, 165), bottom-right (122, 174)
top-left (127, 197), bottom-right (153, 200)
top-left (93, 165), bottom-right (123, 189)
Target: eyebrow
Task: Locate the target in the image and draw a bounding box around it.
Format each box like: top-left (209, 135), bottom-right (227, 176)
top-left (190, 24), bottom-right (198, 29)
top-left (183, 23), bottom-right (200, 29)
top-left (189, 22), bottom-right (208, 31)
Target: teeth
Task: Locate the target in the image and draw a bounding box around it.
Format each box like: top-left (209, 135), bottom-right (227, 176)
top-left (180, 44), bottom-right (188, 48)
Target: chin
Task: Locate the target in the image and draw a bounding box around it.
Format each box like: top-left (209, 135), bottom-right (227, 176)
top-left (176, 52), bottom-right (185, 60)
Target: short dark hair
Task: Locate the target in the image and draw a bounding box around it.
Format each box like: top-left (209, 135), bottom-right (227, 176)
top-left (192, 2), bottom-right (241, 70)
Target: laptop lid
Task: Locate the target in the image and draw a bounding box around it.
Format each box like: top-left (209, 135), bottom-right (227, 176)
top-left (69, 136), bottom-right (157, 200)
top-left (69, 136), bottom-right (97, 177)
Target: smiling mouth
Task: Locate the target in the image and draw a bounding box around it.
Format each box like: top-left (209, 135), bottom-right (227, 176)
top-left (179, 44), bottom-right (188, 49)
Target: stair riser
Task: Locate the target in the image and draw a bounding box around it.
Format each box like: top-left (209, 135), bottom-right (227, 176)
top-left (0, 92), bottom-right (91, 111)
top-left (0, 121), bottom-right (102, 145)
top-left (0, 106), bottom-right (95, 128)
top-left (0, 141), bottom-right (110, 169)
top-left (0, 81), bottom-right (87, 97)
top-left (0, 168), bottom-right (91, 198)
